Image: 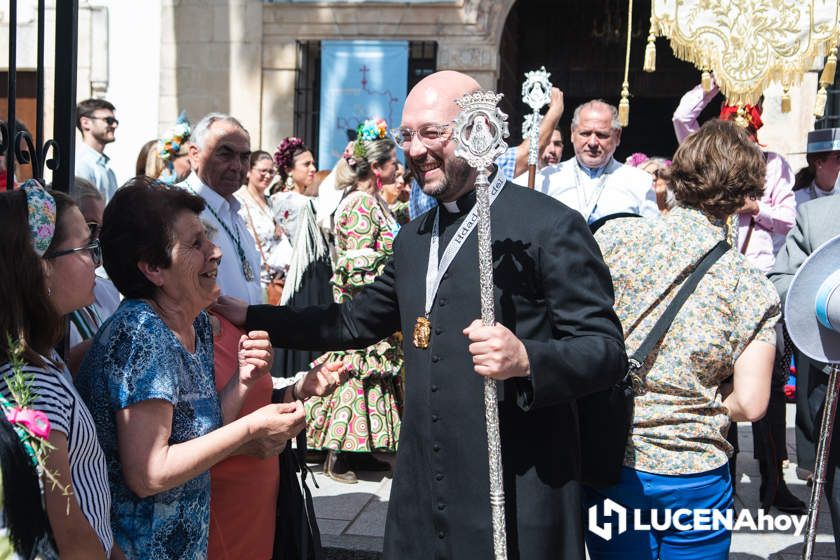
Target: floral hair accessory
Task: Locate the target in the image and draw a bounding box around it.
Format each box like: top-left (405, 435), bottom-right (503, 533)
top-left (1, 335), bottom-right (67, 494)
top-left (158, 115), bottom-right (191, 169)
top-left (274, 137), bottom-right (306, 171)
top-left (22, 179), bottom-right (56, 257)
top-left (357, 118), bottom-right (387, 142)
top-left (625, 152), bottom-right (650, 168)
top-left (347, 118), bottom-right (388, 165)
top-left (720, 104), bottom-right (763, 133)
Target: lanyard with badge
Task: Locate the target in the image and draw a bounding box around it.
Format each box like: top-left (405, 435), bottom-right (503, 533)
top-left (412, 172), bottom-right (506, 348)
top-left (189, 186), bottom-right (256, 282)
top-left (573, 159), bottom-right (614, 223)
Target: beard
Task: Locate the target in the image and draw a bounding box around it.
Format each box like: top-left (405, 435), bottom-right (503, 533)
top-left (412, 154), bottom-right (472, 200)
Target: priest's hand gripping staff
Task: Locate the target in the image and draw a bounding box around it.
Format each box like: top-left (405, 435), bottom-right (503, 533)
top-left (452, 90), bottom-right (510, 560)
top-left (521, 67), bottom-right (552, 189)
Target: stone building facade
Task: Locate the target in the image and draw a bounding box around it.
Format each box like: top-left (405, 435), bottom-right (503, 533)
top-left (1, 0), bottom-right (822, 180)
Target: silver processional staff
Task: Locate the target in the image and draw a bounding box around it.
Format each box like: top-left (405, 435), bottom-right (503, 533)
top-left (452, 90), bottom-right (510, 560)
top-left (521, 67), bottom-right (552, 189)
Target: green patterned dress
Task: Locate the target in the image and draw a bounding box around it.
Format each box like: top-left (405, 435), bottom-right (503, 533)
top-left (305, 191), bottom-right (403, 453)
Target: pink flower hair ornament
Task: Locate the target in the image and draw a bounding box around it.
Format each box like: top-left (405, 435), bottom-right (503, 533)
top-left (274, 137), bottom-right (306, 172)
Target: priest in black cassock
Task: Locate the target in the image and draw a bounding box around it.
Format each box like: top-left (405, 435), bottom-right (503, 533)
top-left (216, 71), bottom-right (626, 559)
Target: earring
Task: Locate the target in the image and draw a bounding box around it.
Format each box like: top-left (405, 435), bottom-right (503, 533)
top-left (375, 172), bottom-right (382, 191)
top-left (47, 285), bottom-right (52, 296)
top-left (285, 175), bottom-right (295, 191)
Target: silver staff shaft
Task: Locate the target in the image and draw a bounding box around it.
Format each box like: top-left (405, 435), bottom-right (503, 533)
top-left (527, 112), bottom-right (541, 189)
top-left (476, 166), bottom-right (508, 559)
top-left (802, 363), bottom-right (840, 560)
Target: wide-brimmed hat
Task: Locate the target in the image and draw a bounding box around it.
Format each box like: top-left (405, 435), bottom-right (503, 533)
top-left (786, 233), bottom-right (840, 364)
top-left (806, 128), bottom-right (840, 155)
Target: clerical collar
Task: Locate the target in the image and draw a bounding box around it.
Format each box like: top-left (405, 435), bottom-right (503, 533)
top-left (439, 166), bottom-right (500, 214)
top-left (442, 189), bottom-right (477, 214)
top-left (575, 157), bottom-right (612, 178)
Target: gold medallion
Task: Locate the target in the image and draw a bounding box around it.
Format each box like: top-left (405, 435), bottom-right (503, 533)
top-left (413, 316), bottom-right (431, 349)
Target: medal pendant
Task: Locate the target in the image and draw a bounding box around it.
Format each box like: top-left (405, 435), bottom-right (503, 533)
top-left (243, 260), bottom-right (255, 282)
top-left (413, 316), bottom-right (431, 349)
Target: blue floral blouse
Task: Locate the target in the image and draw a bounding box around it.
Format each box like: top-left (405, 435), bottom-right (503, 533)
top-left (76, 299), bottom-right (222, 560)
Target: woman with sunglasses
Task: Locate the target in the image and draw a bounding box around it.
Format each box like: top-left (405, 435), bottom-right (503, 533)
top-left (0, 180), bottom-right (118, 559)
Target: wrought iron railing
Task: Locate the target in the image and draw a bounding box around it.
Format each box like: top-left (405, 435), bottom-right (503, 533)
top-left (2, 0), bottom-right (78, 192)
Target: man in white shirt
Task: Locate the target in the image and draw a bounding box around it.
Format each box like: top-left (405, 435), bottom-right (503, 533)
top-left (517, 100), bottom-right (658, 223)
top-left (179, 113), bottom-right (263, 305)
top-left (75, 98), bottom-right (119, 201)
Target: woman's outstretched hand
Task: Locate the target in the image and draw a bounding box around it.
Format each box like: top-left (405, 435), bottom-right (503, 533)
top-left (295, 361), bottom-right (350, 400)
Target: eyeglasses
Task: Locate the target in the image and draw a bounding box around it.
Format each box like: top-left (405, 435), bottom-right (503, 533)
top-left (390, 123), bottom-right (453, 151)
top-left (87, 116), bottom-right (119, 126)
top-left (44, 239), bottom-right (102, 267)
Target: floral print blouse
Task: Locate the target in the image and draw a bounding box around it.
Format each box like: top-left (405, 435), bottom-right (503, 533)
top-left (76, 299), bottom-right (221, 559)
top-left (594, 206), bottom-right (780, 475)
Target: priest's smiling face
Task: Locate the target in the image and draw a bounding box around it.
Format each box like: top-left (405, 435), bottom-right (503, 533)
top-left (401, 71), bottom-right (478, 202)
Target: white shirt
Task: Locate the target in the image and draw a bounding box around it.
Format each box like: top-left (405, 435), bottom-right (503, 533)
top-left (515, 157), bottom-right (659, 222)
top-left (794, 180), bottom-right (837, 206)
top-left (75, 142), bottom-right (118, 201)
top-left (180, 173), bottom-right (263, 305)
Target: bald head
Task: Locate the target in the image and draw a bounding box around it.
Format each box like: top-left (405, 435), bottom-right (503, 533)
top-left (403, 71), bottom-right (481, 125)
top-left (400, 71), bottom-right (480, 202)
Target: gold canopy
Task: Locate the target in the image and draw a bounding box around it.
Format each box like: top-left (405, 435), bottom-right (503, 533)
top-left (648, 0), bottom-right (840, 108)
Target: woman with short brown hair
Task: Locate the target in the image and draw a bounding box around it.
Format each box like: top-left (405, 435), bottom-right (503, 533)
top-left (587, 119), bottom-right (779, 559)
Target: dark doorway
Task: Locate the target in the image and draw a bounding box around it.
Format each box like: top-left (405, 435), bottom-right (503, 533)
top-left (498, 0), bottom-right (718, 162)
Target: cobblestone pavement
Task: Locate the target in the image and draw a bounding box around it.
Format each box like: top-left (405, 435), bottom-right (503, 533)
top-left (307, 404), bottom-right (837, 559)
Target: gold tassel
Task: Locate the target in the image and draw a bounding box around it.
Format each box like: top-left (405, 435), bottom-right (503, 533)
top-left (643, 19), bottom-right (656, 73)
top-left (815, 86), bottom-right (828, 118)
top-left (781, 87), bottom-right (791, 113)
top-left (701, 69), bottom-right (712, 93)
top-left (618, 82), bottom-right (630, 127)
top-left (619, 0), bottom-right (634, 127)
top-left (820, 45), bottom-right (838, 88)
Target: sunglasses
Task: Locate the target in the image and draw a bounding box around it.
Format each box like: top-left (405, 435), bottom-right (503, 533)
top-left (44, 238), bottom-right (102, 268)
top-left (87, 116), bottom-right (119, 126)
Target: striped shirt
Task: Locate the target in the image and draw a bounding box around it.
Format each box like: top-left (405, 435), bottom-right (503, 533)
top-left (0, 353), bottom-right (113, 555)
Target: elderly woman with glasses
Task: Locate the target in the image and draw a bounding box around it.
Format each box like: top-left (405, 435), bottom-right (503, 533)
top-left (75, 177), bottom-right (311, 560)
top-left (0, 180), bottom-right (116, 559)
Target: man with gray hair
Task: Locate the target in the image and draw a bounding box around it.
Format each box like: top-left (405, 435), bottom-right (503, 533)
top-left (178, 113), bottom-right (262, 304)
top-left (520, 99), bottom-right (658, 224)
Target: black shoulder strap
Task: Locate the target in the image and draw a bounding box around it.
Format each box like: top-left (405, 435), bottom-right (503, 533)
top-left (630, 240), bottom-right (730, 366)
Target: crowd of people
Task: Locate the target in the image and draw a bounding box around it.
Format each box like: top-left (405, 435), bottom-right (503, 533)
top-left (1, 66), bottom-right (840, 560)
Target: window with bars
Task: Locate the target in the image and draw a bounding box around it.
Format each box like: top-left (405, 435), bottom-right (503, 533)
top-left (293, 40), bottom-right (437, 160)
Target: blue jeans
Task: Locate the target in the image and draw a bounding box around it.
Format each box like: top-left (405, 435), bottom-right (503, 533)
top-left (585, 464), bottom-right (733, 560)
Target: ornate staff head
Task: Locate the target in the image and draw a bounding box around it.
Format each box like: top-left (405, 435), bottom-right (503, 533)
top-left (452, 91), bottom-right (509, 171)
top-left (521, 66), bottom-right (552, 113)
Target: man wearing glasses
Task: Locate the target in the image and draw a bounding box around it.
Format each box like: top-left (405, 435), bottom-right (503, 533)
top-left (217, 70), bottom-right (626, 559)
top-left (75, 98), bottom-right (119, 201)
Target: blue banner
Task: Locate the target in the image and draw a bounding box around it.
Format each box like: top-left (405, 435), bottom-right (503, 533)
top-left (318, 40), bottom-right (408, 170)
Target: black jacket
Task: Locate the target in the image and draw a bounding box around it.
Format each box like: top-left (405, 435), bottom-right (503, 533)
top-left (247, 182), bottom-right (627, 559)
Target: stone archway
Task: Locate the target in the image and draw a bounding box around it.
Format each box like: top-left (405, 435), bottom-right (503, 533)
top-left (497, 0), bottom-right (702, 160)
